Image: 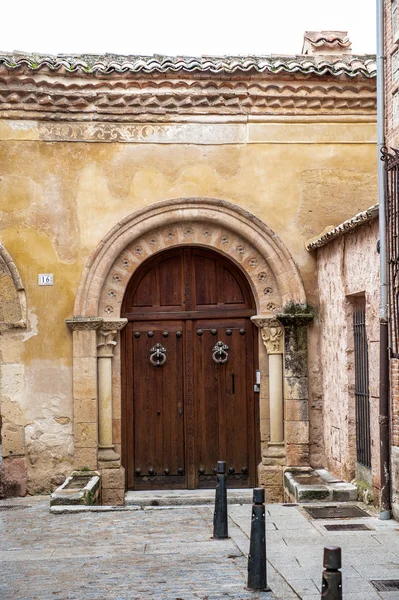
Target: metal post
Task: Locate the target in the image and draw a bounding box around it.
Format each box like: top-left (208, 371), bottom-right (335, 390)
top-left (213, 461), bottom-right (228, 539)
top-left (247, 487), bottom-right (270, 591)
top-left (321, 546), bottom-right (342, 599)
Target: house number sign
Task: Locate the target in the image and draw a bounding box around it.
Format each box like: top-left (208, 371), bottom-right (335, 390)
top-left (38, 274), bottom-right (54, 286)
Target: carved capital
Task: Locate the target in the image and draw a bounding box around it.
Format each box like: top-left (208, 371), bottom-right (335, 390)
top-left (97, 318), bottom-right (127, 358)
top-left (251, 315), bottom-right (284, 354)
top-left (66, 317), bottom-right (103, 331)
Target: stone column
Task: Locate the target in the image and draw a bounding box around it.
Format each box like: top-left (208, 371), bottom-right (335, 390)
top-left (278, 309), bottom-right (313, 468)
top-left (97, 319), bottom-right (127, 506)
top-left (252, 316), bottom-right (284, 443)
top-left (66, 317), bottom-right (103, 471)
top-left (96, 319), bottom-right (127, 467)
top-left (252, 316), bottom-right (285, 502)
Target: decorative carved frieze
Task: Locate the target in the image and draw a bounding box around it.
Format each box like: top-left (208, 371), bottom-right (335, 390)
top-left (251, 316), bottom-right (284, 354)
top-left (65, 317), bottom-right (103, 331)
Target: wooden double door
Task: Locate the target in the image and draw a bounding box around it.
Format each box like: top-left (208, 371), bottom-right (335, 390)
top-left (121, 248), bottom-right (259, 490)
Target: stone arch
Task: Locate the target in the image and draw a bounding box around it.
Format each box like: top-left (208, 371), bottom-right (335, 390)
top-left (74, 198), bottom-right (306, 318)
top-left (0, 243), bottom-right (26, 328)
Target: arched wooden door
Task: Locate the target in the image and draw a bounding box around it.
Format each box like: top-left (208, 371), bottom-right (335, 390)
top-left (121, 247), bottom-right (259, 490)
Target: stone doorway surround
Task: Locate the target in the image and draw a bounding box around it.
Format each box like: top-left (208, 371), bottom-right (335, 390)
top-left (67, 198), bottom-right (311, 504)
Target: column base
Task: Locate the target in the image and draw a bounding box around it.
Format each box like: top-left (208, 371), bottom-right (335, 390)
top-left (262, 442), bottom-right (286, 466)
top-left (98, 445), bottom-right (121, 469)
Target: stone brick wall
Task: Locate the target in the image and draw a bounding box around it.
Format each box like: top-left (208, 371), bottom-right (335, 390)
top-left (392, 359), bottom-right (399, 447)
top-left (316, 218), bottom-right (380, 500)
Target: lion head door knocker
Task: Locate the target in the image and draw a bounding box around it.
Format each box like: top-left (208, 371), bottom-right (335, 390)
top-left (150, 343), bottom-right (167, 367)
top-left (212, 341), bottom-right (229, 364)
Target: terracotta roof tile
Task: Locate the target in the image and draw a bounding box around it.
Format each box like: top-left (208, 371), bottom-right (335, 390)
top-left (306, 204), bottom-right (379, 250)
top-left (0, 52), bottom-right (376, 78)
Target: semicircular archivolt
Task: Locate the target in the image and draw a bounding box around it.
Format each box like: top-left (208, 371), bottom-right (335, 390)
top-left (0, 244), bottom-right (26, 328)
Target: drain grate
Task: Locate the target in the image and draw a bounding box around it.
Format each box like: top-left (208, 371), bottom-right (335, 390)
top-left (0, 505), bottom-right (29, 511)
top-left (370, 580), bottom-right (399, 592)
top-left (282, 503), bottom-right (299, 507)
top-left (304, 505), bottom-right (370, 519)
top-left (324, 523), bottom-right (372, 531)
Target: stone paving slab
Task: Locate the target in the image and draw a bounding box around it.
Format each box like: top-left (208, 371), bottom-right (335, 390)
top-left (0, 497), bottom-right (275, 600)
top-left (2, 496), bottom-right (399, 599)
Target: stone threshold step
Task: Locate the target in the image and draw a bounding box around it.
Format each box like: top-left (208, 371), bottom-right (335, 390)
top-left (284, 468), bottom-right (357, 502)
top-left (125, 488), bottom-right (253, 507)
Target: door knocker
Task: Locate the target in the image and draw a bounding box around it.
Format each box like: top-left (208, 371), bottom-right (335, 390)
top-left (150, 343), bottom-right (167, 367)
top-left (212, 341), bottom-right (229, 364)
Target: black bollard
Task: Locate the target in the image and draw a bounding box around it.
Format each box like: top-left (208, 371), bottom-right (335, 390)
top-left (321, 546), bottom-right (342, 599)
top-left (247, 487), bottom-right (270, 591)
top-left (213, 461), bottom-right (228, 539)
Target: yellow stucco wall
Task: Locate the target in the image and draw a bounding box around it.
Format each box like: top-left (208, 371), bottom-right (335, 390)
top-left (0, 117), bottom-right (377, 491)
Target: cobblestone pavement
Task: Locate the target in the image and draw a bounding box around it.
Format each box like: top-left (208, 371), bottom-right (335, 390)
top-left (1, 496), bottom-right (399, 599)
top-left (0, 497), bottom-right (274, 600)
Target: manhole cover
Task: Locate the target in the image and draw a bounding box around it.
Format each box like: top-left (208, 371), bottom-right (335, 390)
top-left (370, 580), bottom-right (399, 591)
top-left (304, 505), bottom-right (370, 519)
top-left (0, 505), bottom-right (29, 511)
top-left (324, 524), bottom-right (372, 531)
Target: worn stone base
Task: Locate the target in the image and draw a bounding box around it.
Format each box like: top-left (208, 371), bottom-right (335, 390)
top-left (0, 456), bottom-right (27, 498)
top-left (284, 467), bottom-right (357, 503)
top-left (258, 463), bottom-right (284, 503)
top-left (50, 471), bottom-right (101, 506)
top-left (101, 466), bottom-right (125, 506)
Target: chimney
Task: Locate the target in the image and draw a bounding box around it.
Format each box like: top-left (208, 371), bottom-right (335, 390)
top-left (302, 31), bottom-right (352, 55)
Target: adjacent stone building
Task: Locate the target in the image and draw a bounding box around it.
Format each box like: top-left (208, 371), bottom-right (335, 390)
top-left (307, 206), bottom-right (380, 503)
top-left (0, 32), bottom-right (377, 504)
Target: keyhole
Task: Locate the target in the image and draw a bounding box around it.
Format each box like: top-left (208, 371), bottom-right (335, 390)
top-left (232, 373), bottom-right (235, 394)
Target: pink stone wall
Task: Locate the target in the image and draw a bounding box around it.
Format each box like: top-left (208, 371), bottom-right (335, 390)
top-left (316, 218), bottom-right (380, 497)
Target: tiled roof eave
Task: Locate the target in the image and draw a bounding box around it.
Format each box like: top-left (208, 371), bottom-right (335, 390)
top-left (0, 53), bottom-right (377, 78)
top-left (306, 204), bottom-right (379, 251)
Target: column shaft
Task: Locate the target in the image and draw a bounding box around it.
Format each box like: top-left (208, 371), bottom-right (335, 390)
top-left (98, 355), bottom-right (113, 448)
top-left (269, 353), bottom-right (284, 443)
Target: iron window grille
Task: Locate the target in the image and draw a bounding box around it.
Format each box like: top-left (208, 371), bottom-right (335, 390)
top-left (353, 304), bottom-right (372, 469)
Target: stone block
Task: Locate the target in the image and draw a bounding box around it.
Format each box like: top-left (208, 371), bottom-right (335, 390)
top-left (286, 443), bottom-right (310, 467)
top-left (285, 421), bottom-right (309, 444)
top-left (73, 329), bottom-right (97, 358)
top-left (0, 457), bottom-right (27, 498)
top-left (284, 377), bottom-right (308, 400)
top-left (101, 466), bottom-right (125, 489)
top-left (74, 398), bottom-right (98, 424)
top-left (265, 486), bottom-right (284, 503)
top-left (74, 447), bottom-right (98, 471)
top-left (73, 357), bottom-right (97, 400)
top-left (0, 334), bottom-right (22, 364)
top-left (74, 422), bottom-right (98, 448)
top-left (258, 464), bottom-right (284, 503)
top-left (102, 488), bottom-right (125, 506)
top-left (284, 399), bottom-right (309, 421)
top-left (2, 424), bottom-right (25, 456)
